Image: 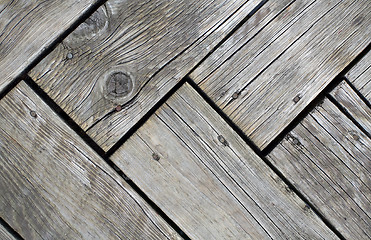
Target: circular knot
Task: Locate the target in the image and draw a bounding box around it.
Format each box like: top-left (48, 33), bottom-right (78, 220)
top-left (106, 71), bottom-right (133, 98)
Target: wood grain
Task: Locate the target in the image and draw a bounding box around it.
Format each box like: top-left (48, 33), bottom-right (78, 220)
top-left (268, 98), bottom-right (371, 239)
top-left (0, 0), bottom-right (100, 93)
top-left (29, 0), bottom-right (263, 151)
top-left (329, 80), bottom-right (371, 135)
top-left (112, 83), bottom-right (338, 240)
top-left (0, 81), bottom-right (180, 240)
top-left (190, 0), bottom-right (371, 150)
top-left (0, 223), bottom-right (16, 240)
top-left (345, 51), bottom-right (371, 102)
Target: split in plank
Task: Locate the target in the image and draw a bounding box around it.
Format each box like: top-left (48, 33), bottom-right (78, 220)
top-left (345, 50), bottom-right (371, 102)
top-left (267, 98), bottom-right (371, 239)
top-left (0, 0), bottom-right (100, 93)
top-left (190, 0), bottom-right (371, 150)
top-left (111, 83), bottom-right (338, 240)
top-left (329, 80), bottom-right (371, 136)
top-left (29, 0), bottom-right (264, 151)
top-left (0, 81), bottom-right (180, 240)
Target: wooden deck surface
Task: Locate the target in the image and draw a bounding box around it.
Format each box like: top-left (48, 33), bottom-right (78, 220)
top-left (0, 0), bottom-right (370, 239)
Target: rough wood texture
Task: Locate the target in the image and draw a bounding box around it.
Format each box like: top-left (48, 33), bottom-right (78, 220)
top-left (29, 0), bottom-right (264, 151)
top-left (0, 0), bottom-right (99, 93)
top-left (112, 83), bottom-right (338, 240)
top-left (0, 224), bottom-right (16, 240)
top-left (268, 98), bottom-right (371, 239)
top-left (190, 0), bottom-right (371, 150)
top-left (345, 51), bottom-right (371, 102)
top-left (0, 81), bottom-right (180, 240)
top-left (329, 80), bottom-right (371, 135)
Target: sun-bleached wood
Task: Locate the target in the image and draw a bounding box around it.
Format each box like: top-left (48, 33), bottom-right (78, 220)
top-left (345, 51), bottom-right (371, 102)
top-left (29, 0), bottom-right (263, 151)
top-left (191, 0), bottom-right (371, 150)
top-left (112, 83), bottom-right (338, 240)
top-left (0, 81), bottom-right (180, 240)
top-left (268, 98), bottom-right (371, 239)
top-left (0, 0), bottom-right (100, 93)
top-left (329, 80), bottom-right (371, 135)
top-left (0, 224), bottom-right (16, 240)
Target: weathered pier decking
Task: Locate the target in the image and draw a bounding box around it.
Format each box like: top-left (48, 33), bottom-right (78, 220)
top-left (0, 0), bottom-right (370, 239)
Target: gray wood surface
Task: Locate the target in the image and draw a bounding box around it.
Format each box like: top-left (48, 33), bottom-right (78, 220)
top-left (346, 51), bottom-right (371, 102)
top-left (0, 224), bottom-right (16, 240)
top-left (329, 80), bottom-right (371, 135)
top-left (112, 83), bottom-right (338, 240)
top-left (0, 81), bottom-right (180, 240)
top-left (267, 98), bottom-right (371, 239)
top-left (29, 0), bottom-right (263, 151)
top-left (0, 0), bottom-right (99, 93)
top-left (190, 0), bottom-right (371, 150)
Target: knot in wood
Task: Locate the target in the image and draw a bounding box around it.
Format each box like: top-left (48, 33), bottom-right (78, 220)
top-left (106, 72), bottom-right (133, 98)
top-left (65, 5), bottom-right (108, 44)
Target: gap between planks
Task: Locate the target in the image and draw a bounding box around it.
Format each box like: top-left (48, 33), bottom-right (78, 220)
top-left (0, 0), bottom-right (108, 96)
top-left (0, 217), bottom-right (23, 240)
top-left (22, 76), bottom-right (190, 240)
top-left (15, 2), bottom-right (368, 238)
top-left (262, 44), bottom-right (370, 156)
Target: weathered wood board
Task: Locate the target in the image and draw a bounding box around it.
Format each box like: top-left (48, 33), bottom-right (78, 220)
top-left (190, 0), bottom-right (371, 150)
top-left (345, 51), bottom-right (371, 102)
top-left (267, 98), bottom-right (371, 239)
top-left (0, 223), bottom-right (16, 240)
top-left (29, 0), bottom-right (264, 151)
top-left (329, 80), bottom-right (371, 135)
top-left (112, 83), bottom-right (338, 240)
top-left (0, 0), bottom-right (100, 93)
top-left (0, 81), bottom-right (180, 240)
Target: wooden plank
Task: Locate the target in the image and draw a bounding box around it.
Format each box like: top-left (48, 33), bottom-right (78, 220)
top-left (0, 224), bottom-right (16, 240)
top-left (329, 80), bottom-right (371, 135)
top-left (0, 81), bottom-right (180, 240)
top-left (0, 0), bottom-right (100, 93)
top-left (29, 0), bottom-right (264, 151)
top-left (190, 0), bottom-right (297, 83)
top-left (345, 51), bottom-right (371, 101)
top-left (111, 83), bottom-right (338, 240)
top-left (267, 98), bottom-right (371, 239)
top-left (190, 0), bottom-right (371, 150)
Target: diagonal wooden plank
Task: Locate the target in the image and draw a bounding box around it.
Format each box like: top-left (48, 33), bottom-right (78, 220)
top-left (329, 80), bottom-right (371, 135)
top-left (268, 98), bottom-right (371, 239)
top-left (0, 81), bottom-right (180, 240)
top-left (111, 83), bottom-right (338, 240)
top-left (345, 51), bottom-right (371, 102)
top-left (29, 0), bottom-right (264, 151)
top-left (0, 223), bottom-right (16, 240)
top-left (0, 0), bottom-right (101, 93)
top-left (190, 0), bottom-right (371, 150)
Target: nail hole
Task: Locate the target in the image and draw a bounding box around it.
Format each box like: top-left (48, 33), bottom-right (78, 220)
top-left (115, 105), bottom-right (122, 112)
top-left (232, 92), bottom-right (239, 99)
top-left (303, 205), bottom-right (311, 212)
top-left (217, 135), bottom-right (228, 146)
top-left (152, 153), bottom-right (160, 161)
top-left (67, 53), bottom-right (73, 59)
top-left (352, 134), bottom-right (360, 141)
top-left (30, 110), bottom-right (37, 118)
top-left (292, 137), bottom-right (300, 145)
top-left (293, 95), bottom-right (301, 103)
